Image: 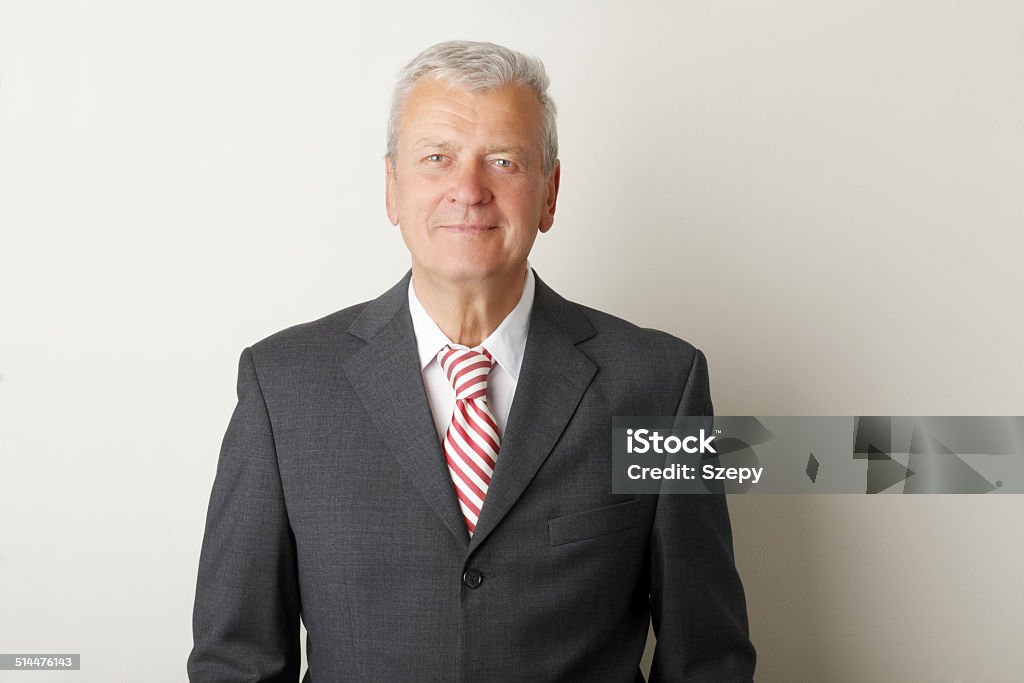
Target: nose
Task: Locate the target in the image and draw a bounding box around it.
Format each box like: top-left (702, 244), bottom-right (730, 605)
top-left (446, 163), bottom-right (493, 206)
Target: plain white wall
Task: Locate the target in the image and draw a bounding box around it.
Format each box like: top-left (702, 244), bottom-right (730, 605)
top-left (1, 1), bottom-right (1022, 681)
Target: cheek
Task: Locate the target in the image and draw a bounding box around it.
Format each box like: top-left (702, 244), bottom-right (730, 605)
top-left (401, 184), bottom-right (444, 217)
top-left (507, 193), bottom-right (545, 229)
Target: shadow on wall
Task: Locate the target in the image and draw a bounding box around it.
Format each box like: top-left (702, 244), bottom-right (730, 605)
top-left (728, 495), bottom-right (835, 682)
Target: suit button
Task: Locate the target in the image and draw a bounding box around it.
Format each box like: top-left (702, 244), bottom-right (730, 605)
top-left (462, 569), bottom-right (483, 589)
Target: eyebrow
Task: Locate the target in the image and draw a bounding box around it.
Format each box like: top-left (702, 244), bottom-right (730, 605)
top-left (487, 144), bottom-right (530, 157)
top-left (412, 138), bottom-right (531, 157)
top-left (413, 138), bottom-right (457, 151)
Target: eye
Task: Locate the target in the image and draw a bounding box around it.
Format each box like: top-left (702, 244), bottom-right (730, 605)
top-left (425, 154), bottom-right (445, 163)
top-left (493, 158), bottom-right (513, 168)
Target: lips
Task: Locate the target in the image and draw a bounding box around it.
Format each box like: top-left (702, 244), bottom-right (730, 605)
top-left (440, 224), bottom-right (498, 233)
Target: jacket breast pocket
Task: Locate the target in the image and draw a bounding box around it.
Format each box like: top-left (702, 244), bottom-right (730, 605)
top-left (548, 499), bottom-right (639, 546)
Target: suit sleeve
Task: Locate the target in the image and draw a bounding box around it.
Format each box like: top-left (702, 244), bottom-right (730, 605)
top-left (648, 348), bottom-right (757, 682)
top-left (187, 347), bottom-right (303, 682)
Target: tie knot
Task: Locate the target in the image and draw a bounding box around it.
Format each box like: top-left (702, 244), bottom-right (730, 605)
top-left (437, 346), bottom-right (496, 401)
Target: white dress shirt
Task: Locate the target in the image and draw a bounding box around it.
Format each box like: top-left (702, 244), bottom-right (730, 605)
top-left (407, 266), bottom-right (535, 442)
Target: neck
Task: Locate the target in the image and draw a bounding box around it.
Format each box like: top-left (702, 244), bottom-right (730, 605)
top-left (412, 266), bottom-right (527, 347)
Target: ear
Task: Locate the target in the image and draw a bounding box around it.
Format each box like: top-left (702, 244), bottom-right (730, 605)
top-left (538, 159), bottom-right (560, 234)
top-left (385, 157), bottom-right (399, 226)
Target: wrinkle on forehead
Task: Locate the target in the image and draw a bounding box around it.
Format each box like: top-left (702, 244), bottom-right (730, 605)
top-left (398, 78), bottom-right (544, 165)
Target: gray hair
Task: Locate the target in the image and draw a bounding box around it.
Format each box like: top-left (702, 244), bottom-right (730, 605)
top-left (386, 40), bottom-right (558, 175)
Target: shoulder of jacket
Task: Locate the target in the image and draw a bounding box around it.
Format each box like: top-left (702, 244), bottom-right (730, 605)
top-left (246, 299), bottom-right (372, 360)
top-left (571, 302), bottom-right (700, 361)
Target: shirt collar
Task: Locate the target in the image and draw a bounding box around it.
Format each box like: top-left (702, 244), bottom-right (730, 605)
top-left (408, 265), bottom-right (534, 380)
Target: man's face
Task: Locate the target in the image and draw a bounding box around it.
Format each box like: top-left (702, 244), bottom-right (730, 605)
top-left (386, 77), bottom-right (559, 287)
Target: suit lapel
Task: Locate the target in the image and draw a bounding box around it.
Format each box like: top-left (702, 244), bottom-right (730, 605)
top-left (341, 272), bottom-right (470, 546)
top-left (341, 270), bottom-right (599, 553)
top-left (468, 272), bottom-right (597, 553)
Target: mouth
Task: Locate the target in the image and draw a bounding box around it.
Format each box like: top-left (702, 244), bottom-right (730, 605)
top-left (439, 224), bottom-right (498, 234)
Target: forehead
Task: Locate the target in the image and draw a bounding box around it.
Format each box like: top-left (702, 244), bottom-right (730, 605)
top-left (399, 77), bottom-right (544, 148)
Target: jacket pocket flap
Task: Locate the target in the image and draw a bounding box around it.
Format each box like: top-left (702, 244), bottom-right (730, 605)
top-left (548, 499), bottom-right (639, 546)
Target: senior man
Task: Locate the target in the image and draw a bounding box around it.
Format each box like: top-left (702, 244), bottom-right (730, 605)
top-left (188, 40), bottom-right (756, 682)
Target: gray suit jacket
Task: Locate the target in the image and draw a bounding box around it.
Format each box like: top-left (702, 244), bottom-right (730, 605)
top-left (188, 270), bottom-right (755, 682)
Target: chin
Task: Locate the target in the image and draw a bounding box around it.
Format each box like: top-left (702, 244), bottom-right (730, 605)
top-left (426, 259), bottom-right (506, 285)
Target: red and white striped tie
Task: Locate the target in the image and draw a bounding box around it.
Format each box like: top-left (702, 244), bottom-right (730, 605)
top-left (437, 345), bottom-right (501, 536)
